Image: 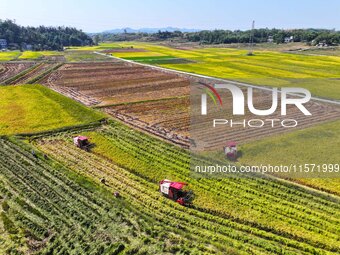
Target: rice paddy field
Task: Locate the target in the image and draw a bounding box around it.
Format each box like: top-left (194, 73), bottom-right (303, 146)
top-left (88, 42), bottom-right (340, 100)
top-left (0, 51), bottom-right (63, 61)
top-left (0, 52), bottom-right (22, 61)
top-left (204, 119), bottom-right (340, 195)
top-left (0, 84), bottom-right (104, 135)
top-left (33, 122), bottom-right (340, 254)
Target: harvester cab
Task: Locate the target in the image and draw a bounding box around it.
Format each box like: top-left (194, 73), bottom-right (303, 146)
top-left (73, 136), bottom-right (91, 151)
top-left (159, 179), bottom-right (194, 206)
top-left (224, 141), bottom-right (238, 161)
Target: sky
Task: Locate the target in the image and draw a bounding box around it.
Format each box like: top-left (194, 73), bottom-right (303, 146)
top-left (1, 0), bottom-right (339, 32)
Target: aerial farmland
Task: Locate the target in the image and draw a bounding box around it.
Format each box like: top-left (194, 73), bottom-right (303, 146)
top-left (0, 40), bottom-right (339, 254)
top-left (1, 1), bottom-right (340, 254)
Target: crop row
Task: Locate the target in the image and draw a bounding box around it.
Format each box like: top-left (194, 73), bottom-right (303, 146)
top-left (42, 62), bottom-right (190, 106)
top-left (96, 125), bottom-right (340, 238)
top-left (0, 63), bottom-right (35, 83)
top-left (35, 123), bottom-right (340, 253)
top-left (38, 139), bottom-right (318, 254)
top-left (0, 138), bottom-right (205, 254)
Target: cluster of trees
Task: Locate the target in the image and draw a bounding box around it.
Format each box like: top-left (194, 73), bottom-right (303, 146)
top-left (185, 29), bottom-right (339, 45)
top-left (94, 28), bottom-right (340, 46)
top-left (0, 19), bottom-right (93, 51)
top-left (93, 32), bottom-right (147, 43)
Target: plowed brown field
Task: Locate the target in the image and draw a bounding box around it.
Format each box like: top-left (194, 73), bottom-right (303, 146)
top-left (42, 60), bottom-right (340, 148)
top-left (0, 62), bottom-right (35, 83)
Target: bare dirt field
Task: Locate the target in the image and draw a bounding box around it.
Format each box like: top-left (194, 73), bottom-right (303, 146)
top-left (104, 96), bottom-right (190, 147)
top-left (43, 62), bottom-right (190, 106)
top-left (10, 63), bottom-right (59, 84)
top-left (0, 62), bottom-right (35, 83)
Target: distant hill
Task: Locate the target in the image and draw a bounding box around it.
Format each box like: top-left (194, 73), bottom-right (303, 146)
top-left (101, 27), bottom-right (201, 34)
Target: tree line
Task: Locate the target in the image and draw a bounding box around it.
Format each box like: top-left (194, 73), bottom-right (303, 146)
top-left (95, 28), bottom-right (340, 45)
top-left (0, 19), bottom-right (93, 51)
top-left (185, 29), bottom-right (340, 45)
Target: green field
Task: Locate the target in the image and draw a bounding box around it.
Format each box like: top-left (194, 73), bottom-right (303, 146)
top-left (0, 52), bottom-right (21, 61)
top-left (18, 51), bottom-right (63, 60)
top-left (0, 51), bottom-right (63, 61)
top-left (96, 42), bottom-right (340, 99)
top-left (64, 50), bottom-right (115, 62)
top-left (0, 85), bottom-right (104, 135)
top-left (32, 121), bottom-right (340, 254)
top-left (236, 120), bottom-right (340, 195)
top-left (124, 55), bottom-right (194, 64)
top-left (203, 119), bottom-right (340, 195)
top-left (0, 137), bottom-right (188, 254)
top-left (18, 51), bottom-right (44, 59)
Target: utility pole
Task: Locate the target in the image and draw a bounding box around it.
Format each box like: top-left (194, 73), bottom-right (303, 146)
top-left (247, 20), bottom-right (255, 56)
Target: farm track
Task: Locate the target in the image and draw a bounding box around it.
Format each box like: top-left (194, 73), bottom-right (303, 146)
top-left (34, 124), bottom-right (340, 254)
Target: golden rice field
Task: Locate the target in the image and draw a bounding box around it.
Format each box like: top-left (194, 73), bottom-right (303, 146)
top-left (88, 42), bottom-right (340, 100)
top-left (0, 84), bottom-right (104, 135)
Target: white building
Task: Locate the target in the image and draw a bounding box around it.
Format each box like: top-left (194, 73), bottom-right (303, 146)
top-left (284, 36), bottom-right (294, 43)
top-left (0, 39), bottom-right (7, 49)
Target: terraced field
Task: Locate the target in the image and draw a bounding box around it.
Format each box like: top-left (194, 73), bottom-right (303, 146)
top-left (33, 122), bottom-right (340, 254)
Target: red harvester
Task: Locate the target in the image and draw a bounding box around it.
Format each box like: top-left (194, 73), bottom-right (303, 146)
top-left (73, 136), bottom-right (91, 151)
top-left (159, 179), bottom-right (194, 206)
top-left (224, 141), bottom-right (238, 161)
